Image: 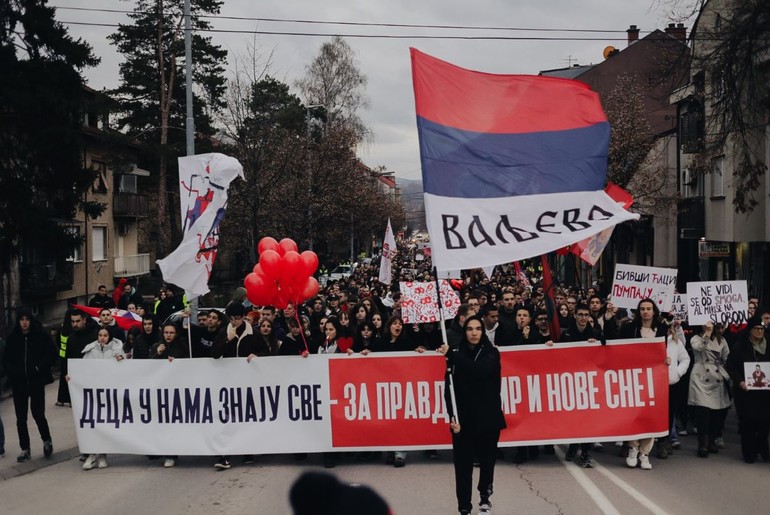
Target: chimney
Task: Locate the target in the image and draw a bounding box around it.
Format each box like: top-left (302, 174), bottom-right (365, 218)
top-left (627, 25), bottom-right (639, 46)
top-left (665, 22), bottom-right (687, 41)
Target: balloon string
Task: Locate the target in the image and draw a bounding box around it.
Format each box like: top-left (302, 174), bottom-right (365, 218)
top-left (295, 310), bottom-right (309, 353)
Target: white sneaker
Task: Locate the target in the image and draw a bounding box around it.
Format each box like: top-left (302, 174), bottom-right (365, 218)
top-left (479, 502), bottom-right (492, 514)
top-left (639, 454), bottom-right (652, 470)
top-left (164, 458), bottom-right (175, 468)
top-left (97, 455), bottom-right (108, 469)
top-left (83, 454), bottom-right (97, 470)
top-left (626, 447), bottom-right (639, 468)
top-left (592, 442), bottom-right (604, 451)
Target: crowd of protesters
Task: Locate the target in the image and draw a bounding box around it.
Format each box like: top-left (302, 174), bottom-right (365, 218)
top-left (1, 252), bottom-right (768, 490)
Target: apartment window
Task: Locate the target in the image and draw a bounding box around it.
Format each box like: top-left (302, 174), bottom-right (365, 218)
top-left (92, 160), bottom-right (108, 193)
top-left (65, 226), bottom-right (82, 262)
top-left (711, 157), bottom-right (725, 198)
top-left (92, 226), bottom-right (108, 261)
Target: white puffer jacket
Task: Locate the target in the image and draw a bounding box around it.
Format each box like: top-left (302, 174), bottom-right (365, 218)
top-left (82, 338), bottom-right (125, 360)
top-left (667, 325), bottom-right (690, 385)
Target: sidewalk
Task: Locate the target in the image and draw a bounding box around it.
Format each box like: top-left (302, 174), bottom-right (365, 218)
top-left (0, 379), bottom-right (80, 480)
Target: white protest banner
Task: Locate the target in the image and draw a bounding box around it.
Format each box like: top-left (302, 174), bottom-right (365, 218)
top-left (610, 264), bottom-right (678, 311)
top-left (68, 339), bottom-right (668, 455)
top-left (668, 293), bottom-right (688, 321)
top-left (686, 280), bottom-right (749, 325)
top-left (744, 362), bottom-right (770, 390)
top-left (399, 280), bottom-right (461, 323)
top-left (378, 218), bottom-right (397, 285)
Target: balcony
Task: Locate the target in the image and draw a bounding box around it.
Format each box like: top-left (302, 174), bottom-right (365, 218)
top-left (113, 192), bottom-right (148, 217)
top-left (20, 260), bottom-right (74, 297)
top-left (114, 254), bottom-right (151, 277)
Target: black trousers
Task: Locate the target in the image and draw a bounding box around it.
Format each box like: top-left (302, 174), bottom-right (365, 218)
top-left (12, 382), bottom-right (51, 451)
top-left (57, 356), bottom-right (71, 404)
top-left (452, 429), bottom-right (500, 513)
top-left (691, 406), bottom-right (728, 443)
top-left (738, 417), bottom-right (770, 462)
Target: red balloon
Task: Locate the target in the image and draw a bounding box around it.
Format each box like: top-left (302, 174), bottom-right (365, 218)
top-left (279, 251), bottom-right (302, 285)
top-left (297, 277), bottom-right (320, 304)
top-left (278, 238), bottom-right (299, 256)
top-left (259, 249), bottom-right (282, 279)
top-left (273, 288), bottom-right (289, 310)
top-left (244, 272), bottom-right (264, 292)
top-left (252, 263), bottom-right (266, 277)
top-left (298, 251), bottom-right (319, 277)
top-left (257, 237), bottom-right (279, 256)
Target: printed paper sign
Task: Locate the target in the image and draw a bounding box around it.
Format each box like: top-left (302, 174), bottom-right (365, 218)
top-left (744, 362), bottom-right (770, 390)
top-left (668, 293), bottom-right (688, 321)
top-left (611, 264), bottom-right (678, 310)
top-left (686, 280), bottom-right (749, 325)
top-left (399, 281), bottom-right (461, 323)
top-left (68, 338), bottom-right (668, 454)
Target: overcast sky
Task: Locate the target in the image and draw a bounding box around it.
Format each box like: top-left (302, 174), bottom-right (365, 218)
top-left (53, 0), bottom-right (680, 181)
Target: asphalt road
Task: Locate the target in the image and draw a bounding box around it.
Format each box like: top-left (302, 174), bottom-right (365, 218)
top-left (0, 383), bottom-right (767, 514)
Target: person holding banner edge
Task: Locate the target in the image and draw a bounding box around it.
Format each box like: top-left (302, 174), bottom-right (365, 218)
top-left (439, 315), bottom-right (505, 515)
top-left (614, 298), bottom-right (671, 470)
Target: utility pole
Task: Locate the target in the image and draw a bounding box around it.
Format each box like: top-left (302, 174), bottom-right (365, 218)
top-left (305, 105), bottom-right (323, 251)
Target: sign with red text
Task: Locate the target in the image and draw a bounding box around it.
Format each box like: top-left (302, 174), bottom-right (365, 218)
top-left (68, 339), bottom-right (667, 454)
top-left (611, 264), bottom-right (677, 311)
top-left (399, 280), bottom-right (461, 323)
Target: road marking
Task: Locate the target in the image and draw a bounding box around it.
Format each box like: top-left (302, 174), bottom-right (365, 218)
top-left (591, 460), bottom-right (670, 515)
top-left (554, 447), bottom-right (621, 515)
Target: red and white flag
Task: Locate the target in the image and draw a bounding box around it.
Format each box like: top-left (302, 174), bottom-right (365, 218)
top-left (378, 218), bottom-right (397, 285)
top-left (157, 153), bottom-right (243, 299)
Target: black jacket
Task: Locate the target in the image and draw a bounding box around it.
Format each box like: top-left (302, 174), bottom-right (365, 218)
top-left (444, 341), bottom-right (506, 434)
top-left (150, 336), bottom-right (190, 359)
top-left (211, 324), bottom-right (267, 358)
top-left (66, 319), bottom-right (100, 359)
top-left (727, 336), bottom-right (770, 421)
top-left (561, 320), bottom-right (606, 344)
top-left (4, 315), bottom-right (56, 388)
top-left (88, 294), bottom-right (115, 309)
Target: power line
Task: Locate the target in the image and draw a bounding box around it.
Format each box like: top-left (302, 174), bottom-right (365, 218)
top-left (57, 20), bottom-right (650, 40)
top-left (50, 5), bottom-right (641, 34)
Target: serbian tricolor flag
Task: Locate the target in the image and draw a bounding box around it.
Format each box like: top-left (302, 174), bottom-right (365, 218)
top-left (410, 49), bottom-right (638, 272)
top-left (71, 305), bottom-right (142, 331)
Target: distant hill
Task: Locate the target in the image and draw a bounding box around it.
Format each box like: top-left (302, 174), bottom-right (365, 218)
top-left (398, 178), bottom-right (426, 232)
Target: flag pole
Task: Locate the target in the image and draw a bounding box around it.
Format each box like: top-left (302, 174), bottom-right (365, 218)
top-left (434, 269), bottom-right (459, 425)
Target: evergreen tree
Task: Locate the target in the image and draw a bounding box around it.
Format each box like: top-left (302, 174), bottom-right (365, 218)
top-left (109, 0), bottom-right (227, 253)
top-left (0, 0), bottom-right (103, 330)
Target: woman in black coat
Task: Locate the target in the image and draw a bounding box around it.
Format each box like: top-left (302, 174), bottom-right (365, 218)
top-left (3, 308), bottom-right (56, 462)
top-left (439, 315), bottom-right (505, 515)
top-left (727, 316), bottom-right (770, 463)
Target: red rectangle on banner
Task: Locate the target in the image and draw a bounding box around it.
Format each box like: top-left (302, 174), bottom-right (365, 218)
top-left (327, 339), bottom-right (668, 449)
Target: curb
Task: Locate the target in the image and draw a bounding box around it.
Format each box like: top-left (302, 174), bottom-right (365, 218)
top-left (0, 447), bottom-right (82, 481)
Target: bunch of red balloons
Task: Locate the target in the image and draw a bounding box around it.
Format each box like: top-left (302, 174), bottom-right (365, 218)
top-left (244, 237), bottom-right (320, 309)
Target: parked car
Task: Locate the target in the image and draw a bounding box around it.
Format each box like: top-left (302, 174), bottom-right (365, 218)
top-left (320, 264), bottom-right (355, 286)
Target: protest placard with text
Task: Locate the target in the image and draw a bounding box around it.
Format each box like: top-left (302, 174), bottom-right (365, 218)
top-left (610, 264), bottom-right (678, 310)
top-left (686, 280), bottom-right (748, 325)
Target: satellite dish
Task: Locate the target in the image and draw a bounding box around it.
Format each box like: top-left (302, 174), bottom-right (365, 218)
top-left (603, 46), bottom-right (617, 59)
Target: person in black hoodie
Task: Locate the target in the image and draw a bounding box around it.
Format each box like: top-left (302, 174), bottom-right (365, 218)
top-left (439, 315), bottom-right (505, 515)
top-left (129, 314), bottom-right (159, 359)
top-left (3, 308), bottom-right (56, 462)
